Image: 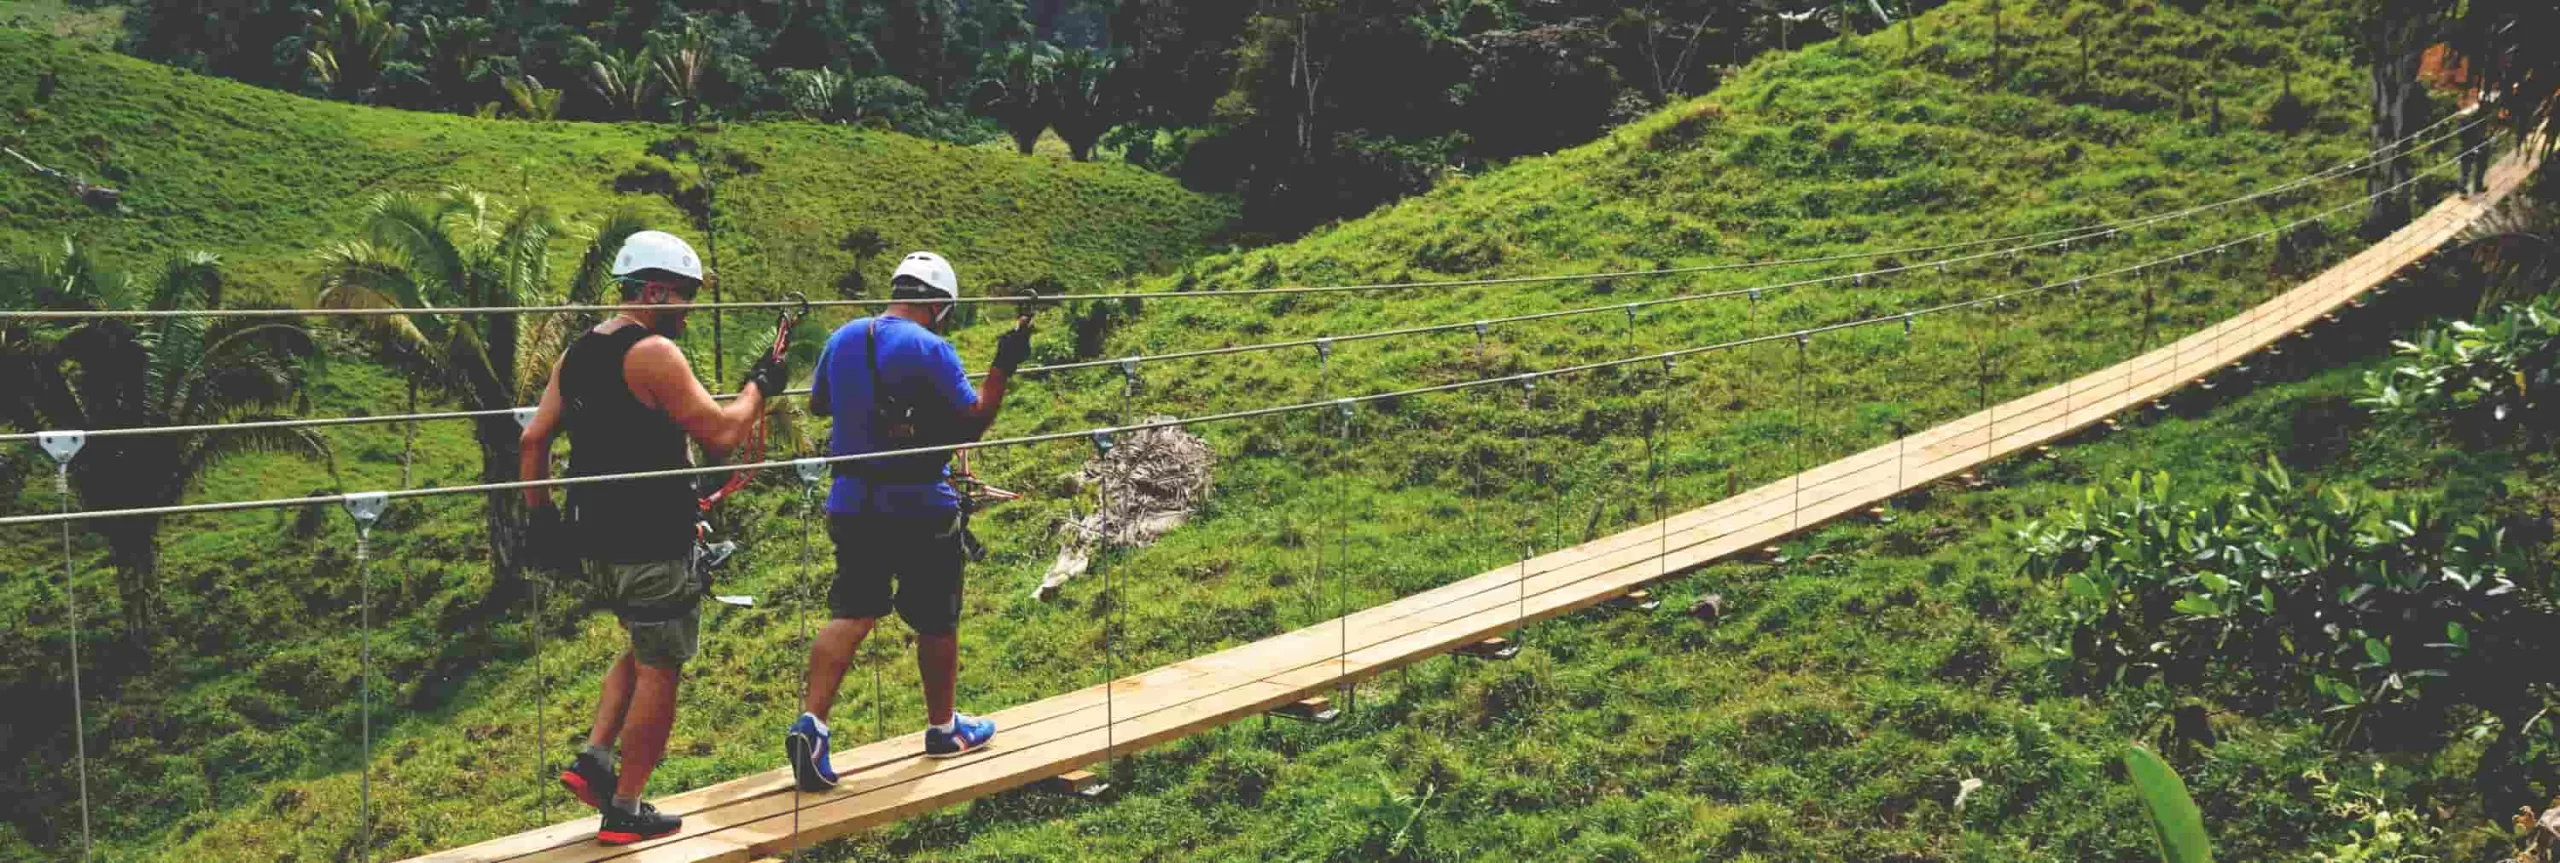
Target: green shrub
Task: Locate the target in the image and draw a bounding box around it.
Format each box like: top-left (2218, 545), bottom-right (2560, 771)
top-left (2360, 298), bottom-right (2560, 443)
top-left (2016, 462), bottom-right (2550, 743)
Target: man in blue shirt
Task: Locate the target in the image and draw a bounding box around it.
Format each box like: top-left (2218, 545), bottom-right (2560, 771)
top-left (786, 251), bottom-right (1032, 791)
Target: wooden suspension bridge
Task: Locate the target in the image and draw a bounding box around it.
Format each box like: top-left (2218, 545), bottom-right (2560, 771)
top-left (408, 146), bottom-right (2541, 863)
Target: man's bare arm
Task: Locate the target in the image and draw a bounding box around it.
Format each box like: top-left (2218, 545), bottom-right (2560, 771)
top-left (519, 363), bottom-right (567, 509)
top-left (626, 336), bottom-right (766, 451)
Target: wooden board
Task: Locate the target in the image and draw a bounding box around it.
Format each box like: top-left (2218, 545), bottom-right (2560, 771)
top-left (404, 150), bottom-right (2538, 863)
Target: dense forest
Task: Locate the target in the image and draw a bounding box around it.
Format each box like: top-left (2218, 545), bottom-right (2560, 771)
top-left (106, 0), bottom-right (1946, 232)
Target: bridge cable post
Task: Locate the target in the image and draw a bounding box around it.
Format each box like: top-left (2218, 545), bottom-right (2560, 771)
top-left (1516, 376), bottom-right (1536, 649)
top-left (1334, 396), bottom-right (1356, 711)
top-left (2136, 264), bottom-right (2155, 413)
top-left (343, 491), bottom-right (390, 863)
top-left (39, 431), bottom-right (92, 861)
top-left (1111, 359), bottom-right (1141, 781)
top-left (1088, 427), bottom-right (1119, 790)
top-left (791, 456), bottom-right (827, 859)
top-left (1649, 358), bottom-right (1670, 591)
top-left (511, 406), bottom-right (547, 828)
top-left (1792, 334), bottom-right (1810, 533)
top-left (1972, 298), bottom-right (1993, 458)
top-left (1897, 315), bottom-right (1915, 491)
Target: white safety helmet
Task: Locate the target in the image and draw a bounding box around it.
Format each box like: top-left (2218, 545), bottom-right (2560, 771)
top-left (889, 251), bottom-right (960, 300)
top-left (611, 230), bottom-right (705, 284)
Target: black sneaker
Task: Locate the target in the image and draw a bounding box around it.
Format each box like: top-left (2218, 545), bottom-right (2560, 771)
top-left (597, 800), bottom-right (681, 845)
top-left (558, 750), bottom-right (618, 811)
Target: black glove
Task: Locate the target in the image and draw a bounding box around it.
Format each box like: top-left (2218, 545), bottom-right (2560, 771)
top-left (525, 502), bottom-right (577, 575)
top-left (743, 350), bottom-right (791, 399)
top-left (992, 320), bottom-right (1033, 375)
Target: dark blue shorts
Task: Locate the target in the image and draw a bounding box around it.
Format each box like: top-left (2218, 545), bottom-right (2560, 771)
top-left (826, 511), bottom-right (967, 635)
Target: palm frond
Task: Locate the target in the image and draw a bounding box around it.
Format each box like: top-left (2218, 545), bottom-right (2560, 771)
top-left (365, 192), bottom-right (470, 304)
top-left (567, 208), bottom-right (652, 306)
top-left (174, 423), bottom-right (337, 495)
top-left (315, 239), bottom-right (445, 352)
top-left (173, 322), bottom-right (317, 423)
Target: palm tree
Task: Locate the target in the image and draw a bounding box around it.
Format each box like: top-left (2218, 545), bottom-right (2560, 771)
top-left (414, 14), bottom-right (495, 110)
top-left (312, 187), bottom-right (639, 597)
top-left (501, 75), bottom-right (564, 121)
top-left (1049, 47), bottom-right (1119, 162)
top-left (652, 20), bottom-right (714, 125)
top-left (1, 241), bottom-right (329, 653)
top-left (583, 43), bottom-right (658, 120)
top-left (972, 41), bottom-right (1058, 155)
top-left (305, 0), bottom-right (403, 102)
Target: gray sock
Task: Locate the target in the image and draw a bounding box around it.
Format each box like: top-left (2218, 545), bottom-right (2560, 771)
top-left (612, 793), bottom-right (639, 813)
top-left (580, 743), bottom-right (613, 764)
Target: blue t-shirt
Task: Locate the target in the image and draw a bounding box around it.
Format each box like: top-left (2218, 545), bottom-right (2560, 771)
top-left (811, 315), bottom-right (980, 515)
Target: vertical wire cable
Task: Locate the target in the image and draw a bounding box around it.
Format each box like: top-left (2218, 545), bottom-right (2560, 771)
top-left (1334, 399), bottom-right (1353, 711)
top-left (1103, 366), bottom-right (1137, 781)
top-left (54, 462), bottom-right (92, 861)
top-left (1516, 378), bottom-right (1534, 644)
top-left (1791, 335), bottom-right (1809, 531)
top-left (1897, 315), bottom-right (1914, 491)
top-left (353, 516), bottom-right (377, 862)
top-left (790, 463), bottom-right (819, 859)
top-left (531, 570), bottom-right (547, 827)
top-left (1974, 305), bottom-right (1993, 456)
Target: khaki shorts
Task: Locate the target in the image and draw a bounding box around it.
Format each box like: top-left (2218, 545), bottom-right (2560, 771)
top-left (592, 558), bottom-right (700, 668)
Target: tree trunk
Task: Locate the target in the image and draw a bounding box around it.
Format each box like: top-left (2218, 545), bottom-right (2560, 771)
top-left (103, 514), bottom-right (163, 655)
top-left (2360, 5), bottom-right (2451, 238)
top-left (475, 413), bottom-right (526, 602)
top-left (2364, 42), bottom-right (2426, 237)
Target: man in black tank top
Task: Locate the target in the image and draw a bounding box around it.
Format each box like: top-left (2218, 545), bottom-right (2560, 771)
top-left (515, 230), bottom-right (790, 845)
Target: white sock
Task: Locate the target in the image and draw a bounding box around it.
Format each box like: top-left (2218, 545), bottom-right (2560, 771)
top-left (930, 716), bottom-right (958, 735)
top-left (802, 714), bottom-right (829, 736)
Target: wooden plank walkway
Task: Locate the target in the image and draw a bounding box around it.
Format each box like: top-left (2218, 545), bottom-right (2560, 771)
top-left (408, 149), bottom-right (2539, 863)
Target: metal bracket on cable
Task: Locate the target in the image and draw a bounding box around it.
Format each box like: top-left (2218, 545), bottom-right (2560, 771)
top-left (1090, 428), bottom-right (1115, 456)
top-left (38, 430), bottom-right (83, 492)
top-left (343, 492), bottom-right (389, 535)
top-left (2069, 279), bottom-right (2085, 296)
top-left (794, 457), bottom-right (828, 488)
top-left (1902, 313), bottom-right (1915, 336)
top-left (1118, 358), bottom-right (1140, 394)
top-left (1335, 397), bottom-right (1356, 427)
top-left (1854, 272), bottom-right (1866, 288)
top-left (1938, 261), bottom-right (1949, 275)
top-left (1747, 289), bottom-right (1761, 312)
top-left (511, 407), bottom-right (536, 429)
top-left (1623, 303), bottom-right (1639, 329)
top-left (1516, 374), bottom-right (1537, 405)
top-left (1660, 355), bottom-right (1677, 375)
top-left (1472, 321), bottom-right (1490, 347)
top-left (1314, 337), bottom-right (1334, 372)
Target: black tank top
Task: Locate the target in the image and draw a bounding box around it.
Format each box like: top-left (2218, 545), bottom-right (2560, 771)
top-left (561, 323), bottom-right (694, 562)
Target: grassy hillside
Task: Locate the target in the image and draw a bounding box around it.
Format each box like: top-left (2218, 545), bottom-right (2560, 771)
top-left (0, 0), bottom-right (2512, 859)
top-left (0, 28), bottom-right (1235, 306)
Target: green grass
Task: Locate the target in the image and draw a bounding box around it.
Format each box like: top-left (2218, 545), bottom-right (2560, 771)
top-left (0, 0), bottom-right (2521, 859)
top-left (0, 27), bottom-right (1236, 307)
top-left (0, 0), bottom-right (119, 50)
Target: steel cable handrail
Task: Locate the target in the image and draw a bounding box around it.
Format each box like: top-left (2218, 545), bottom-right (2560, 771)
top-left (0, 138), bottom-right (2478, 529)
top-left (0, 117), bottom-right (2487, 446)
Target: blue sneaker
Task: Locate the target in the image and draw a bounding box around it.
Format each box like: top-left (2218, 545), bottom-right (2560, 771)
top-left (923, 713), bottom-right (996, 759)
top-left (785, 712), bottom-right (839, 792)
